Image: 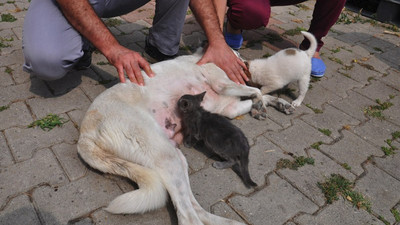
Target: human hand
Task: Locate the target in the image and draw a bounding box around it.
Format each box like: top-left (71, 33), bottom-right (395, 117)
top-left (105, 45), bottom-right (154, 85)
top-left (196, 41), bottom-right (248, 85)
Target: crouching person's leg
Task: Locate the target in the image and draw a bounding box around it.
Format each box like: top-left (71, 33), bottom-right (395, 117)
top-left (23, 0), bottom-right (86, 81)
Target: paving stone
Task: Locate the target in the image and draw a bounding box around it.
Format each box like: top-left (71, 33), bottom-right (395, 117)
top-left (355, 163), bottom-right (400, 224)
top-left (266, 103), bottom-right (313, 129)
top-left (0, 132), bottom-right (13, 167)
top-left (27, 88), bottom-right (91, 119)
top-left (0, 101), bottom-right (33, 130)
top-left (295, 199), bottom-right (385, 225)
top-left (189, 166), bottom-right (255, 209)
top-left (381, 68), bottom-right (400, 90)
top-left (265, 119), bottom-right (332, 155)
top-left (117, 20), bottom-right (150, 34)
top-left (6, 64), bottom-right (30, 84)
top-left (52, 143), bottom-right (87, 181)
top-left (318, 72), bottom-right (364, 98)
top-left (71, 217), bottom-right (94, 225)
top-left (92, 206), bottom-right (175, 225)
top-left (230, 174), bottom-right (318, 225)
top-left (211, 201), bottom-right (245, 224)
top-left (279, 149), bottom-right (356, 206)
top-left (343, 63), bottom-right (382, 86)
top-left (374, 152), bottom-right (400, 181)
top-left (0, 66), bottom-right (14, 86)
top-left (239, 43), bottom-right (276, 60)
top-left (232, 114), bottom-right (281, 145)
top-left (321, 129), bottom-right (383, 176)
top-left (380, 47), bottom-right (400, 69)
top-left (44, 70), bottom-right (90, 96)
top-left (353, 119), bottom-right (400, 149)
top-left (0, 149), bottom-right (67, 208)
top-left (5, 115), bottom-right (79, 161)
top-left (330, 90), bottom-right (376, 122)
top-left (301, 104), bottom-right (360, 139)
top-left (67, 109), bottom-right (87, 129)
top-left (181, 31), bottom-right (206, 49)
top-left (354, 80), bottom-right (398, 103)
top-left (0, 195), bottom-right (41, 225)
top-left (181, 144), bottom-right (208, 172)
top-left (0, 81), bottom-right (51, 106)
top-left (385, 95), bottom-right (400, 126)
top-left (33, 172), bottom-right (122, 225)
top-left (302, 83), bottom-right (342, 110)
top-left (116, 31), bottom-right (146, 46)
top-left (0, 49), bottom-right (23, 67)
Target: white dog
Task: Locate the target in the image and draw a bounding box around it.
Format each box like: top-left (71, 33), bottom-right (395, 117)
top-left (77, 50), bottom-right (294, 225)
top-left (246, 31), bottom-right (317, 107)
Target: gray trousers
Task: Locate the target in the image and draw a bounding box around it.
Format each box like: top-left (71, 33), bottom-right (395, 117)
top-left (23, 0), bottom-right (189, 80)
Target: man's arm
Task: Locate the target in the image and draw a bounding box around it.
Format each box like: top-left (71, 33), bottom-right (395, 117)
top-left (189, 0), bottom-right (248, 85)
top-left (56, 0), bottom-right (153, 84)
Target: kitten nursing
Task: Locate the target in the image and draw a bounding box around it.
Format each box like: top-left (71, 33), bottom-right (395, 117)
top-left (178, 92), bottom-right (257, 188)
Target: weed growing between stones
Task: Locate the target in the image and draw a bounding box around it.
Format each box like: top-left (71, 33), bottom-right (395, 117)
top-left (318, 128), bottom-right (332, 136)
top-left (104, 18), bottom-right (122, 27)
top-left (318, 174), bottom-right (371, 211)
top-left (305, 104), bottom-right (323, 114)
top-left (341, 163), bottom-right (351, 170)
top-left (283, 27), bottom-right (307, 36)
top-left (1, 13), bottom-right (17, 22)
top-left (311, 141), bottom-right (323, 150)
top-left (364, 99), bottom-right (393, 120)
top-left (391, 208), bottom-right (400, 222)
top-left (28, 114), bottom-right (69, 131)
top-left (276, 156), bottom-right (315, 170)
top-left (381, 131), bottom-right (400, 156)
top-left (5, 66), bottom-right (13, 75)
top-left (0, 105), bottom-right (10, 112)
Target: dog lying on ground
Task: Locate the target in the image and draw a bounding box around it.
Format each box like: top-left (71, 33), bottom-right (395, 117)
top-left (77, 49), bottom-right (295, 225)
top-left (246, 31), bottom-right (317, 107)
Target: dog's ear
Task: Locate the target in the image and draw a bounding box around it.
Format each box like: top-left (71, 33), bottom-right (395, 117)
top-left (196, 91), bottom-right (206, 102)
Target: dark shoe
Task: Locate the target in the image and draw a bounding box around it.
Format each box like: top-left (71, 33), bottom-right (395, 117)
top-left (145, 39), bottom-right (176, 62)
top-left (74, 50), bottom-right (92, 70)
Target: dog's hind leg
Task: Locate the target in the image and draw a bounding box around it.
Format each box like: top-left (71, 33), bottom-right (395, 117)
top-left (175, 149), bottom-right (246, 225)
top-left (77, 139), bottom-right (168, 214)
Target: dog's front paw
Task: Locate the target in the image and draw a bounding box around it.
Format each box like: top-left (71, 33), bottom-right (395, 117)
top-left (291, 100), bottom-right (302, 107)
top-left (277, 102), bottom-right (295, 115)
top-left (251, 100), bottom-right (267, 120)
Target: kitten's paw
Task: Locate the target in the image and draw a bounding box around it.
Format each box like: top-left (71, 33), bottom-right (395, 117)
top-left (277, 102), bottom-right (295, 115)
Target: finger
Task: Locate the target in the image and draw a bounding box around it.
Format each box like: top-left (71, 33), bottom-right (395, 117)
top-left (227, 69), bottom-right (240, 85)
top-left (131, 62), bottom-right (144, 86)
top-left (125, 64), bottom-right (138, 84)
top-left (117, 66), bottom-right (126, 83)
top-left (138, 58), bottom-right (154, 78)
top-left (232, 63), bottom-right (246, 85)
top-left (196, 55), bottom-right (209, 66)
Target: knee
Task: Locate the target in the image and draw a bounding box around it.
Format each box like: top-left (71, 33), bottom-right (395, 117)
top-left (23, 47), bottom-right (79, 81)
top-left (227, 1), bottom-right (270, 30)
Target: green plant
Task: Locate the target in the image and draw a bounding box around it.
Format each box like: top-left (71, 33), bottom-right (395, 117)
top-left (311, 141), bottom-right (323, 150)
top-left (305, 104), bottom-right (323, 114)
top-left (28, 114), bottom-right (69, 131)
top-left (276, 156), bottom-right (314, 170)
top-left (391, 208), bottom-right (400, 222)
top-left (318, 128), bottom-right (332, 136)
top-left (1, 13), bottom-right (17, 22)
top-left (342, 163), bottom-right (351, 170)
top-left (5, 66), bottom-right (13, 75)
top-left (0, 105), bottom-right (10, 112)
top-left (104, 18), bottom-right (122, 27)
top-left (364, 99), bottom-right (393, 119)
top-left (283, 27), bottom-right (307, 36)
top-left (318, 174), bottom-right (371, 211)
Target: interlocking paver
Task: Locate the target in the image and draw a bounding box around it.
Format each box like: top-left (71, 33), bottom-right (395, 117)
top-left (1, 1), bottom-right (400, 225)
top-left (33, 171), bottom-right (122, 225)
top-left (294, 199), bottom-right (385, 225)
top-left (355, 163), bottom-right (400, 224)
top-left (0, 195), bottom-right (41, 225)
top-left (5, 116), bottom-right (79, 161)
top-left (278, 149), bottom-right (356, 206)
top-left (0, 149), bottom-right (67, 208)
top-left (230, 174), bottom-right (318, 225)
top-left (321, 129), bottom-right (383, 176)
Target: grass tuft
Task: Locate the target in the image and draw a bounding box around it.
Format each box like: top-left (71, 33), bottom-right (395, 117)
top-left (276, 156), bottom-right (314, 170)
top-left (28, 114), bottom-right (68, 131)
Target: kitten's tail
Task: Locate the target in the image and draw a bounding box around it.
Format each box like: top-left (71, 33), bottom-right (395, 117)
top-left (238, 155), bottom-right (257, 188)
top-left (301, 31), bottom-right (318, 59)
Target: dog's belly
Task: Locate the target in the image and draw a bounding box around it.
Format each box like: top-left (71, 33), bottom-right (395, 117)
top-left (144, 70), bottom-right (219, 144)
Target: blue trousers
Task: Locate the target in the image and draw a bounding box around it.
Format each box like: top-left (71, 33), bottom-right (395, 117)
top-left (22, 0), bottom-right (189, 80)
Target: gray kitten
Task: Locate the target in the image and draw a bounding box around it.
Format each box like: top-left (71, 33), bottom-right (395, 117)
top-left (177, 92), bottom-right (257, 188)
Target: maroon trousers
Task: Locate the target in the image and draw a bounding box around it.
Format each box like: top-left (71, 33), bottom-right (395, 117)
top-left (227, 0), bottom-right (346, 51)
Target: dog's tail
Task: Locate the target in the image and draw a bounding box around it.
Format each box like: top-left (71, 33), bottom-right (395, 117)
top-left (301, 31), bottom-right (317, 58)
top-left (77, 140), bottom-right (168, 214)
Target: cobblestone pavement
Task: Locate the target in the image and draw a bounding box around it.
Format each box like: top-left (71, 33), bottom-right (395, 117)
top-left (1, 1), bottom-right (400, 225)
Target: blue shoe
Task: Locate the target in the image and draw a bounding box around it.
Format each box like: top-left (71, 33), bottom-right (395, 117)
top-left (311, 57), bottom-right (326, 78)
top-left (224, 32), bottom-right (243, 50)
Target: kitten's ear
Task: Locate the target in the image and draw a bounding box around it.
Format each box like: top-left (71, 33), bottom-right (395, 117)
top-left (197, 91), bottom-right (206, 101)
